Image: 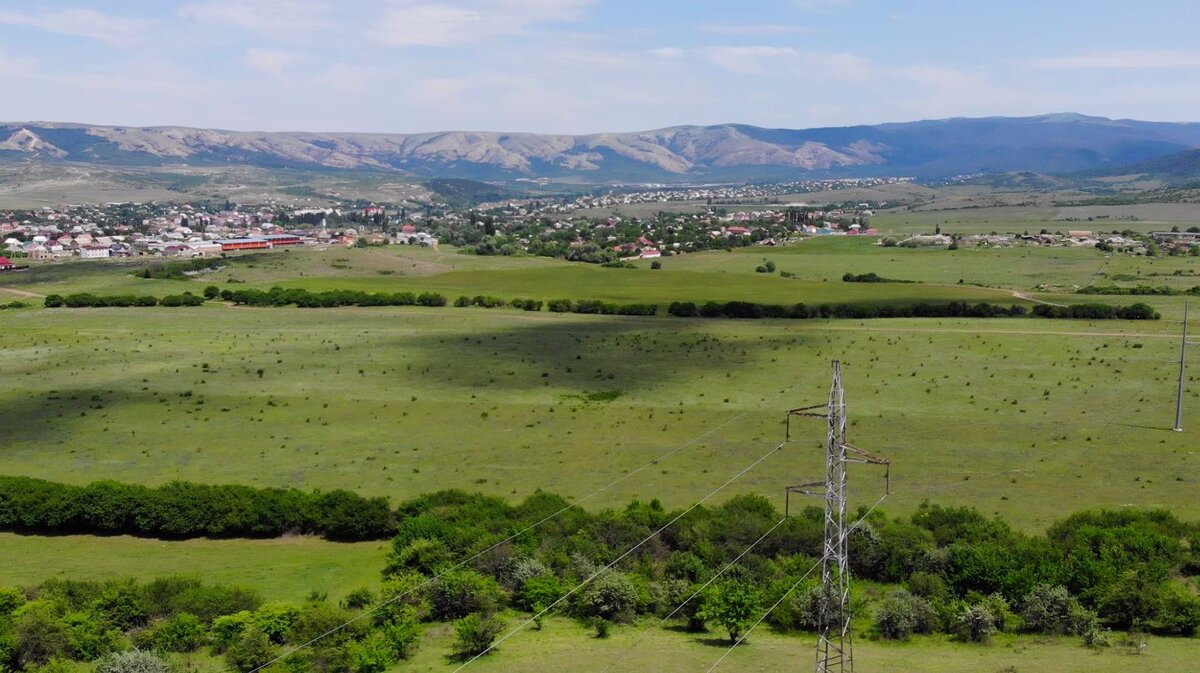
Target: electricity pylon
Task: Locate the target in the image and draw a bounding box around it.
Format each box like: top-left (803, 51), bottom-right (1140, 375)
top-left (785, 361), bottom-right (890, 673)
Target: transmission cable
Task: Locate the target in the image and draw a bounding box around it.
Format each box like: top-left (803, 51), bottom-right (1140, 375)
top-left (247, 375), bottom-right (818, 673)
top-left (450, 440), bottom-right (787, 672)
top-left (703, 493), bottom-right (889, 673)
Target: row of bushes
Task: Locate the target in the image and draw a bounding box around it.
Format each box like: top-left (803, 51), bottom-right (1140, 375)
top-left (842, 272), bottom-right (911, 283)
top-left (131, 257), bottom-right (226, 280)
top-left (665, 299), bottom-right (1160, 321)
top-left (376, 492), bottom-right (1200, 644)
top-left (1032, 302), bottom-right (1160, 320)
top-left (668, 300), bottom-right (1031, 320)
top-left (0, 576), bottom-right (422, 673)
top-left (223, 287), bottom-right (448, 308)
top-left (1078, 284), bottom-right (1200, 296)
top-left (0, 476), bottom-right (393, 541)
top-left (453, 296), bottom-right (544, 311)
top-left (547, 299), bottom-right (658, 316)
top-left (44, 293), bottom-right (205, 308)
top-left (0, 301), bottom-right (30, 310)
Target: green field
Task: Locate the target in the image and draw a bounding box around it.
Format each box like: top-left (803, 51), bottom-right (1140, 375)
top-left (2, 232), bottom-right (1198, 669)
top-left (0, 533), bottom-right (385, 603)
top-left (394, 617), bottom-right (1191, 673)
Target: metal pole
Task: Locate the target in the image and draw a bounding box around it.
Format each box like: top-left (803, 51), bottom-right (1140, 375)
top-left (1176, 303), bottom-right (1189, 432)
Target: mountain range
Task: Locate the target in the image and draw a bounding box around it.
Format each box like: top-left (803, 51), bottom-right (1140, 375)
top-left (2, 114), bottom-right (1200, 183)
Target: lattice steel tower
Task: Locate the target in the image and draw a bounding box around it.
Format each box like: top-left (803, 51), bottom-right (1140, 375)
top-left (786, 361), bottom-right (890, 673)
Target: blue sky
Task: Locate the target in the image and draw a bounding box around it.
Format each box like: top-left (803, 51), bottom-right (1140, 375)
top-left (1, 1), bottom-right (1198, 133)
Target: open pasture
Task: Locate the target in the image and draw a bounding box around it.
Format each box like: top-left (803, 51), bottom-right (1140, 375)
top-left (1, 303), bottom-right (1193, 533)
top-left (0, 532), bottom-right (385, 603)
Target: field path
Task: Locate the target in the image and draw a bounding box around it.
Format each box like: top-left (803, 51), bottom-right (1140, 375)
top-left (0, 287), bottom-right (42, 299)
top-left (1009, 289), bottom-right (1066, 307)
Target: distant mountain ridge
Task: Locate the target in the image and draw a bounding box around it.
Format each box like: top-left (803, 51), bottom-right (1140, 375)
top-left (2, 114), bottom-right (1200, 182)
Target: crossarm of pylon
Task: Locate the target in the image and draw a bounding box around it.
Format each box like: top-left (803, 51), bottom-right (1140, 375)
top-left (841, 443), bottom-right (890, 465)
top-left (787, 481), bottom-right (826, 496)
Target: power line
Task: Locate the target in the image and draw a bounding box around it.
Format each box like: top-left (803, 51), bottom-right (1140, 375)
top-left (450, 441), bottom-right (787, 673)
top-left (247, 377), bottom-right (819, 673)
top-left (593, 516), bottom-right (790, 673)
top-left (704, 493), bottom-right (889, 673)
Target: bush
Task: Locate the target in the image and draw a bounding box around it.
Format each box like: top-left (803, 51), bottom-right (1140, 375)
top-left (225, 625), bottom-right (275, 673)
top-left (341, 588), bottom-right (375, 611)
top-left (1020, 584), bottom-right (1096, 635)
top-left (650, 260), bottom-right (662, 270)
top-left (955, 603), bottom-right (996, 643)
top-left (452, 614), bottom-right (504, 659)
top-left (700, 579), bottom-right (761, 644)
top-left (137, 612), bottom-right (206, 652)
top-left (875, 590), bottom-right (936, 640)
top-left (95, 650), bottom-right (172, 673)
top-left (426, 571), bottom-right (504, 621)
top-left (575, 572), bottom-right (639, 624)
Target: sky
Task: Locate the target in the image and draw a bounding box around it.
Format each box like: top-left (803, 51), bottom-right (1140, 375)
top-left (1, 0), bottom-right (1199, 134)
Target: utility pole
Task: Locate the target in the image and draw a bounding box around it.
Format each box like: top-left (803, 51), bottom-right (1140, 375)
top-left (1176, 303), bottom-right (1197, 432)
top-left (785, 361), bottom-right (890, 673)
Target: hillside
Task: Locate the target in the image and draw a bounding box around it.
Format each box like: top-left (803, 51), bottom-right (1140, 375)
top-left (2, 114), bottom-right (1200, 183)
top-left (1077, 146), bottom-right (1200, 184)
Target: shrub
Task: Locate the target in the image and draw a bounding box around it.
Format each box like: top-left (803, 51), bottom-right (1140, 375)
top-left (451, 614), bottom-right (503, 659)
top-left (700, 579), bottom-right (761, 644)
top-left (95, 650), bottom-right (172, 673)
top-left (650, 260), bottom-right (662, 270)
top-left (1021, 584), bottom-right (1096, 635)
top-left (225, 625), bottom-right (275, 673)
top-left (575, 572), bottom-right (639, 623)
top-left (875, 590), bottom-right (936, 640)
top-left (955, 603), bottom-right (996, 643)
top-left (516, 577), bottom-right (565, 613)
top-left (341, 588), bottom-right (375, 611)
top-left (137, 612), bottom-right (206, 652)
top-left (426, 571), bottom-right (504, 621)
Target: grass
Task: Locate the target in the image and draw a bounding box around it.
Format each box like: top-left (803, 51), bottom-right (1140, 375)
top-left (1, 304), bottom-right (1193, 533)
top-left (3, 223), bottom-right (1199, 669)
top-left (0, 532), bottom-right (385, 602)
top-left (394, 615), bottom-right (1191, 673)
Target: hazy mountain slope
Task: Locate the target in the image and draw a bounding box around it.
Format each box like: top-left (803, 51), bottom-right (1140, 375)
top-left (2, 114), bottom-right (1199, 182)
top-left (1076, 146), bottom-right (1200, 184)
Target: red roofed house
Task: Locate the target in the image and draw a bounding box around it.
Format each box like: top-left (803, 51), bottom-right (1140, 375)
top-left (640, 248), bottom-right (662, 259)
top-left (0, 256), bottom-right (17, 271)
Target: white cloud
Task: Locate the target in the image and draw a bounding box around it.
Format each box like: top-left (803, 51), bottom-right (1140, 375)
top-left (794, 0), bottom-right (850, 11)
top-left (700, 24), bottom-right (812, 36)
top-left (703, 46), bottom-right (872, 81)
top-left (0, 8), bottom-right (148, 47)
top-left (179, 0), bottom-right (329, 36)
top-left (368, 0), bottom-right (595, 47)
top-left (0, 52), bottom-right (38, 79)
top-left (243, 48), bottom-right (299, 76)
top-left (650, 47), bottom-right (684, 59)
top-left (1029, 49), bottom-right (1200, 70)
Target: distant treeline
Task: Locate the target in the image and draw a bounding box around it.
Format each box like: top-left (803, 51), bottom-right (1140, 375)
top-left (668, 300), bottom-right (1160, 321)
top-left (0, 476), bottom-right (393, 541)
top-left (223, 287), bottom-right (448, 308)
top-left (41, 287), bottom-right (1159, 321)
top-left (842, 272), bottom-right (913, 284)
top-left (44, 293), bottom-right (206, 308)
top-left (1031, 303), bottom-right (1159, 320)
top-left (1078, 285), bottom-right (1200, 297)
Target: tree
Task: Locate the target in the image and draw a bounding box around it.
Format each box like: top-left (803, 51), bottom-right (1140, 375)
top-left (203, 286), bottom-right (220, 300)
top-left (575, 572), bottom-right (639, 624)
top-left (426, 571), bottom-right (504, 621)
top-left (452, 614), bottom-right (503, 659)
top-left (1021, 584), bottom-right (1095, 635)
top-left (701, 579), bottom-right (761, 644)
top-left (875, 590), bottom-right (935, 640)
top-left (14, 603), bottom-right (70, 668)
top-left (225, 625), bottom-right (275, 673)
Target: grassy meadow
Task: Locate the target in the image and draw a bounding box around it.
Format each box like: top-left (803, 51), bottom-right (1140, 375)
top-left (2, 231), bottom-right (1198, 669)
